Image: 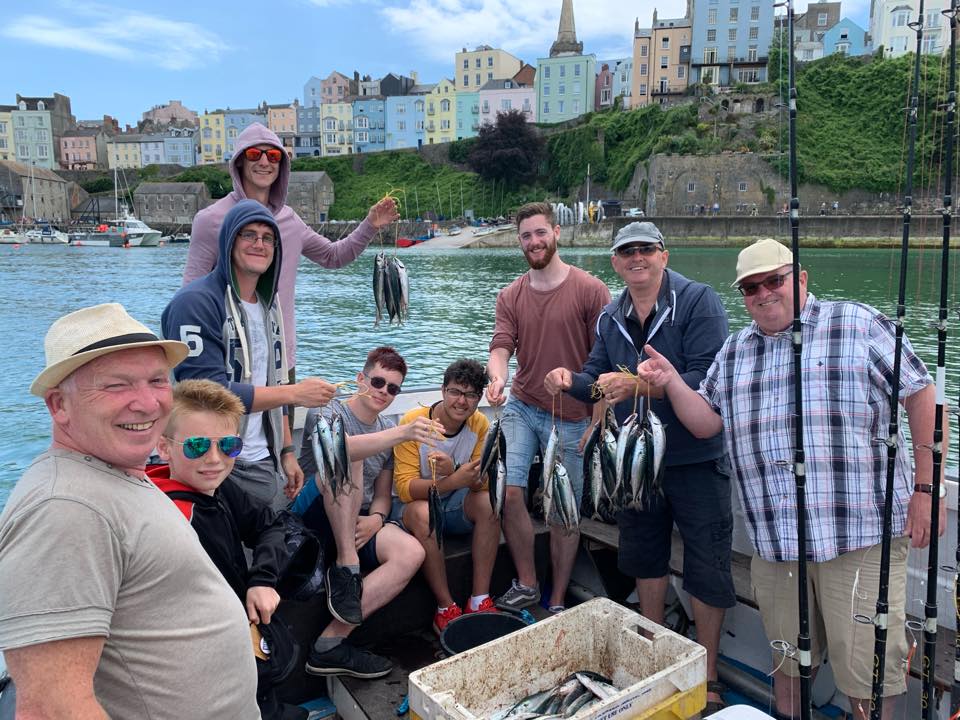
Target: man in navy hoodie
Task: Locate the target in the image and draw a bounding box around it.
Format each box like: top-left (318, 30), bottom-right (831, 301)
top-left (544, 221), bottom-right (733, 715)
top-left (162, 200), bottom-right (363, 626)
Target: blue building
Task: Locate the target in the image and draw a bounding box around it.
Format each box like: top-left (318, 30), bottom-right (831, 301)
top-left (690, 0), bottom-right (775, 86)
top-left (353, 98), bottom-right (386, 154)
top-left (384, 96), bottom-right (423, 150)
top-left (224, 108), bottom-right (267, 161)
top-left (455, 91), bottom-right (480, 139)
top-left (822, 17), bottom-right (869, 56)
top-left (295, 104), bottom-right (322, 158)
top-left (162, 128), bottom-right (197, 167)
top-left (611, 58), bottom-right (634, 107)
top-left (303, 76), bottom-right (324, 108)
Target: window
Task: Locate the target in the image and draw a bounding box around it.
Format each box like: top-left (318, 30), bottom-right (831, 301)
top-left (502, 99), bottom-right (512, 110)
top-left (836, 42), bottom-right (851, 54)
top-left (660, 55), bottom-right (669, 68)
top-left (356, 116), bottom-right (369, 129)
top-left (356, 131), bottom-right (368, 142)
top-left (37, 101), bottom-right (45, 111)
top-left (573, 99), bottom-right (580, 113)
top-left (325, 133), bottom-right (336, 144)
top-left (729, 7), bottom-right (738, 21)
top-left (475, 57), bottom-right (481, 68)
top-left (817, 12), bottom-right (828, 26)
top-left (701, 67), bottom-right (716, 83)
top-left (463, 74), bottom-right (469, 86)
top-left (922, 35), bottom-right (937, 53)
top-left (397, 103), bottom-right (406, 114)
top-left (749, 26), bottom-right (758, 39)
top-left (487, 72), bottom-right (493, 80)
top-left (37, 145), bottom-right (48, 158)
top-left (441, 99), bottom-right (450, 111)
top-left (544, 84), bottom-right (550, 96)
top-left (687, 181), bottom-right (696, 192)
top-left (397, 120), bottom-right (406, 130)
top-left (560, 65), bottom-right (566, 77)
top-left (737, 69), bottom-right (760, 82)
top-left (475, 73), bottom-right (481, 85)
top-left (707, 29), bottom-right (717, 41)
top-left (927, 10), bottom-right (941, 27)
top-left (661, 37), bottom-right (670, 48)
top-left (640, 45), bottom-right (648, 57)
top-left (893, 10), bottom-right (908, 26)
top-left (559, 85), bottom-right (566, 94)
top-left (678, 65), bottom-right (686, 78)
top-left (750, 5), bottom-right (759, 20)
top-left (441, 119), bottom-right (450, 130)
top-left (708, 8), bottom-right (717, 23)
top-left (463, 59), bottom-right (469, 68)
top-left (545, 66), bottom-right (551, 78)
top-left (487, 56), bottom-right (494, 66)
top-left (574, 82), bottom-right (581, 93)
top-left (739, 182), bottom-right (748, 191)
top-left (640, 63), bottom-right (648, 74)
top-left (704, 47), bottom-right (718, 62)
top-left (639, 83), bottom-right (648, 94)
top-left (728, 28), bottom-right (737, 40)
top-left (748, 45), bottom-right (758, 61)
top-left (543, 101), bottom-right (550, 114)
top-left (728, 45), bottom-right (737, 60)
top-left (558, 100), bottom-right (564, 113)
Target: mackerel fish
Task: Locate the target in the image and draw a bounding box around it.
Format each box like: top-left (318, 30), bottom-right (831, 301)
top-left (552, 464), bottom-right (580, 532)
top-left (489, 459), bottom-right (506, 518)
top-left (373, 252), bottom-right (387, 326)
top-left (331, 413), bottom-right (353, 498)
top-left (427, 484), bottom-right (444, 548)
top-left (480, 416), bottom-right (503, 485)
top-left (540, 426), bottom-right (560, 521)
top-left (492, 671), bottom-right (619, 720)
top-left (395, 257), bottom-right (409, 320)
top-left (614, 414), bottom-right (639, 497)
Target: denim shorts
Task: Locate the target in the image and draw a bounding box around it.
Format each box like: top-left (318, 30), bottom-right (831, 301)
top-left (389, 486), bottom-right (475, 536)
top-left (500, 396), bottom-right (591, 504)
top-left (617, 457), bottom-right (736, 609)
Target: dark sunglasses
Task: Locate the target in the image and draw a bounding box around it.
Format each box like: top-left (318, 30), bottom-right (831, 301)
top-left (244, 147), bottom-right (283, 164)
top-left (367, 375), bottom-right (401, 396)
top-left (738, 270), bottom-right (794, 297)
top-left (615, 244), bottom-right (661, 258)
top-left (165, 435), bottom-right (244, 460)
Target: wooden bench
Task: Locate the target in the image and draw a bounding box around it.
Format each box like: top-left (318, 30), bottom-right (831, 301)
top-left (578, 518), bottom-right (956, 694)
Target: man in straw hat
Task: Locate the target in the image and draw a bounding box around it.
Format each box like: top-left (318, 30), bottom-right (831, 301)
top-left (637, 238), bottom-right (943, 719)
top-left (0, 303), bottom-right (259, 719)
top-left (544, 221), bottom-right (733, 714)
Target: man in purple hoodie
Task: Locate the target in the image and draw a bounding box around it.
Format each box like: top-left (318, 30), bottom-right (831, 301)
top-left (183, 122), bottom-right (399, 386)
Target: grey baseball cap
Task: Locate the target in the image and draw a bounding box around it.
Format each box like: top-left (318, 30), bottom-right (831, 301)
top-left (611, 221), bottom-right (665, 252)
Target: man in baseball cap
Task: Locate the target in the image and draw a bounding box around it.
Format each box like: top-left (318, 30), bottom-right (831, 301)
top-left (0, 303), bottom-right (260, 719)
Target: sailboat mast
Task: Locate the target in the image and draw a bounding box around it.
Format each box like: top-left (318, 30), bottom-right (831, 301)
top-left (869, 4), bottom-right (924, 718)
top-left (786, 2), bottom-right (812, 719)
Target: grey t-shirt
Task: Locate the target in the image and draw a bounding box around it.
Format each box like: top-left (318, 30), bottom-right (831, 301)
top-left (0, 449), bottom-right (260, 720)
top-left (299, 398), bottom-right (395, 510)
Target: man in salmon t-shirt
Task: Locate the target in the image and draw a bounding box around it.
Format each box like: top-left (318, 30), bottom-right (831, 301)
top-left (486, 201), bottom-right (610, 614)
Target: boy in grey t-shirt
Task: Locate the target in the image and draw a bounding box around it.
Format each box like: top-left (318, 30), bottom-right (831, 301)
top-left (293, 347), bottom-right (442, 679)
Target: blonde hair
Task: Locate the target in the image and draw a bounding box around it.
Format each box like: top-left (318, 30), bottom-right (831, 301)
top-left (167, 379), bottom-right (244, 436)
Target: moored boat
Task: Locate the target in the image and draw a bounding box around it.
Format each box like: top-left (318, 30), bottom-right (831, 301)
top-left (0, 228), bottom-right (26, 245)
top-left (24, 226), bottom-right (68, 244)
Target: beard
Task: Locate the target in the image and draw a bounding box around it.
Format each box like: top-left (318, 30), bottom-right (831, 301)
top-left (523, 241), bottom-right (557, 270)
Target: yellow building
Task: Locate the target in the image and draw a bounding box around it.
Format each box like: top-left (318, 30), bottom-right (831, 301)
top-left (454, 45), bottom-right (523, 91)
top-left (632, 11), bottom-right (692, 107)
top-left (106, 136), bottom-right (143, 169)
top-left (267, 102), bottom-right (298, 158)
top-left (0, 109), bottom-right (13, 161)
top-left (198, 111), bottom-right (225, 164)
top-left (320, 102), bottom-right (354, 157)
top-left (426, 79), bottom-right (456, 145)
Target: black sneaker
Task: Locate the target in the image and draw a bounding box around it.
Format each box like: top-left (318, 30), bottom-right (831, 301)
top-left (326, 565), bottom-right (363, 626)
top-left (304, 641), bottom-right (392, 679)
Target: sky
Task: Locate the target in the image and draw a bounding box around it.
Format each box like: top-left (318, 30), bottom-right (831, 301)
top-left (1, 0), bottom-right (866, 128)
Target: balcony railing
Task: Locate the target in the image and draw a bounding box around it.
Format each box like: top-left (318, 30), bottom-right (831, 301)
top-left (690, 55), bottom-right (767, 66)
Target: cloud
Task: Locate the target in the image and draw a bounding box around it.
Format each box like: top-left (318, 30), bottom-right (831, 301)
top-left (3, 6), bottom-right (227, 71)
top-left (380, 0), bottom-right (684, 66)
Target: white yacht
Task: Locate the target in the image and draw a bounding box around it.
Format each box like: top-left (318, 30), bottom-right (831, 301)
top-left (114, 212), bottom-right (161, 247)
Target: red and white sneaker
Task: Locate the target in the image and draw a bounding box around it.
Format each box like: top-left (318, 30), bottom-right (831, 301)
top-left (433, 603), bottom-right (463, 635)
top-left (465, 596), bottom-right (498, 614)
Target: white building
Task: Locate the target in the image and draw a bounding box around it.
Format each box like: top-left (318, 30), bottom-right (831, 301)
top-left (870, 0), bottom-right (949, 57)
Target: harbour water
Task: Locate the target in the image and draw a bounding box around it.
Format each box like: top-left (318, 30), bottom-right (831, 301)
top-left (3, 241), bottom-right (960, 508)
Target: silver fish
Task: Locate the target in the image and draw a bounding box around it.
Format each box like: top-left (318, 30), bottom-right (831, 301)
top-left (316, 414), bottom-right (337, 478)
top-left (614, 414), bottom-right (639, 493)
top-left (490, 459), bottom-right (506, 518)
top-left (646, 410), bottom-right (666, 485)
top-left (575, 672), bottom-right (619, 701)
top-left (373, 252), bottom-right (386, 326)
top-left (480, 416), bottom-right (503, 484)
top-left (628, 426), bottom-right (649, 508)
top-left (331, 413), bottom-right (352, 496)
top-left (553, 464), bottom-right (580, 532)
top-left (395, 256), bottom-right (409, 321)
top-left (310, 423), bottom-right (332, 492)
top-left (540, 426), bottom-right (560, 520)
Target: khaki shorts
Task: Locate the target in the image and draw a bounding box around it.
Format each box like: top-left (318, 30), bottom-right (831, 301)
top-left (750, 538), bottom-right (909, 699)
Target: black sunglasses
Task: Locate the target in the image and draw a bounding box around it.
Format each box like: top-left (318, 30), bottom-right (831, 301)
top-left (615, 244), bottom-right (661, 258)
top-left (367, 375), bottom-right (401, 396)
top-left (738, 270), bottom-right (794, 297)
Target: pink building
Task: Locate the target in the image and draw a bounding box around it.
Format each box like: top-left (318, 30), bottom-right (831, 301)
top-left (59, 128), bottom-right (107, 170)
top-left (595, 63), bottom-right (614, 110)
top-left (321, 71), bottom-right (353, 104)
top-left (141, 100), bottom-right (198, 126)
top-left (478, 78), bottom-right (536, 127)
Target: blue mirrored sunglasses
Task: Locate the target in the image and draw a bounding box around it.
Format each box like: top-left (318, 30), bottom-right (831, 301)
top-left (166, 435), bottom-right (244, 460)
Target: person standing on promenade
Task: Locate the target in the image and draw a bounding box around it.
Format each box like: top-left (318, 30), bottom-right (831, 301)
top-left (182, 122), bottom-right (399, 392)
top-left (543, 221), bottom-right (733, 713)
top-left (0, 303), bottom-right (259, 719)
top-left (486, 201), bottom-right (611, 614)
top-left (637, 238), bottom-right (943, 719)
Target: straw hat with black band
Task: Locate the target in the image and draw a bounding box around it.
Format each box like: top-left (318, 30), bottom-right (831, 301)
top-left (31, 303), bottom-right (189, 397)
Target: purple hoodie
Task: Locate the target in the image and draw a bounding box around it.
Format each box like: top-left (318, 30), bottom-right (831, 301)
top-left (183, 122), bottom-right (376, 367)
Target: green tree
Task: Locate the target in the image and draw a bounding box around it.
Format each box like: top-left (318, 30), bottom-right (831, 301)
top-left (467, 110), bottom-right (544, 187)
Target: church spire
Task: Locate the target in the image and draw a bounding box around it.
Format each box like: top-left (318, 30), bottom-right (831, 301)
top-left (549, 0), bottom-right (583, 57)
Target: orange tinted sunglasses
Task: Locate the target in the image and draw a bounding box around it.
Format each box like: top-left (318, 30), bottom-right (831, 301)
top-left (244, 147), bottom-right (283, 164)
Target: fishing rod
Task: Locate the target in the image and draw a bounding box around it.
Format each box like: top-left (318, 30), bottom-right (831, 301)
top-left (924, 0), bottom-right (956, 716)
top-left (785, 2), bottom-right (812, 718)
top-left (869, 4), bottom-right (925, 718)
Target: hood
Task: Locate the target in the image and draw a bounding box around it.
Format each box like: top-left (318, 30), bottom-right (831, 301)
top-left (229, 122), bottom-right (290, 213)
top-left (217, 199), bottom-right (283, 305)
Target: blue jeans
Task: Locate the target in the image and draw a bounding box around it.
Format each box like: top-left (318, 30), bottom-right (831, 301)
top-left (389, 486), bottom-right (475, 535)
top-left (500, 396), bottom-right (591, 504)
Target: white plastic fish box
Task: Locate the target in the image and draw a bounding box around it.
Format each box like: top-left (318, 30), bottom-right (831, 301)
top-left (408, 597), bottom-right (707, 720)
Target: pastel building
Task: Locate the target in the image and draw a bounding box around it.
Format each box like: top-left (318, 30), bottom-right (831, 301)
top-left (224, 109), bottom-right (268, 161)
top-left (320, 71), bottom-right (353, 104)
top-left (596, 63), bottom-right (615, 110)
top-left (536, 0), bottom-right (596, 123)
top-left (295, 104), bottom-right (322, 158)
top-left (163, 127), bottom-right (197, 166)
top-left (266, 101), bottom-right (298, 157)
top-left (321, 101), bottom-right (354, 156)
top-left (690, 0), bottom-right (775, 85)
top-left (139, 135), bottom-right (165, 165)
top-left (385, 95), bottom-right (423, 149)
top-left (59, 128), bottom-right (107, 169)
top-left (823, 17), bottom-right (869, 56)
top-left (0, 107), bottom-right (13, 161)
top-left (13, 93), bottom-right (74, 169)
top-left (632, 10), bottom-right (691, 107)
top-left (353, 98), bottom-right (386, 153)
top-left (107, 135), bottom-right (143, 169)
top-left (304, 76), bottom-right (324, 108)
top-left (141, 100), bottom-right (198, 126)
top-left (425, 79), bottom-right (456, 144)
top-left (454, 45), bottom-right (523, 91)
top-left (611, 58), bottom-right (634, 108)
top-left (871, 0), bottom-right (948, 56)
top-left (455, 91), bottom-right (480, 139)
top-left (198, 111), bottom-right (225, 164)
top-left (479, 78), bottom-right (535, 127)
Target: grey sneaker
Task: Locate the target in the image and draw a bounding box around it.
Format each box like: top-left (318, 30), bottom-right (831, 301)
top-left (495, 579), bottom-right (540, 611)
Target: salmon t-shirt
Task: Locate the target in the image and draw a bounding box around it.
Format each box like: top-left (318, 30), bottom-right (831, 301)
top-left (490, 265), bottom-right (610, 421)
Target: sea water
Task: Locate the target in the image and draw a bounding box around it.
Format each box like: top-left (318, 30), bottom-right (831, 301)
top-left (2, 242), bottom-right (958, 508)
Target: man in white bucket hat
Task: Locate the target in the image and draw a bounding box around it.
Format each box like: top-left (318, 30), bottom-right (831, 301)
top-left (0, 303), bottom-right (260, 719)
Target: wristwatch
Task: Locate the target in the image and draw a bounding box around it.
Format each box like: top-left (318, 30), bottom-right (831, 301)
top-left (914, 483), bottom-right (947, 498)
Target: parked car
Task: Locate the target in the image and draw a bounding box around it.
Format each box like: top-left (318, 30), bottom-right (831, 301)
top-left (625, 207), bottom-right (645, 217)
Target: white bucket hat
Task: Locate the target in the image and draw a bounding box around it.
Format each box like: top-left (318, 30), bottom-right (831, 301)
top-left (30, 303), bottom-right (188, 396)
top-left (732, 239), bottom-right (794, 287)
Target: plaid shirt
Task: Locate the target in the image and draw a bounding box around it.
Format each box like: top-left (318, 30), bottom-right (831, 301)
top-left (699, 294), bottom-right (931, 562)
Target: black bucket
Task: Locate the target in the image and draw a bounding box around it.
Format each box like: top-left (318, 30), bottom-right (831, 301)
top-left (439, 612), bottom-right (527, 656)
